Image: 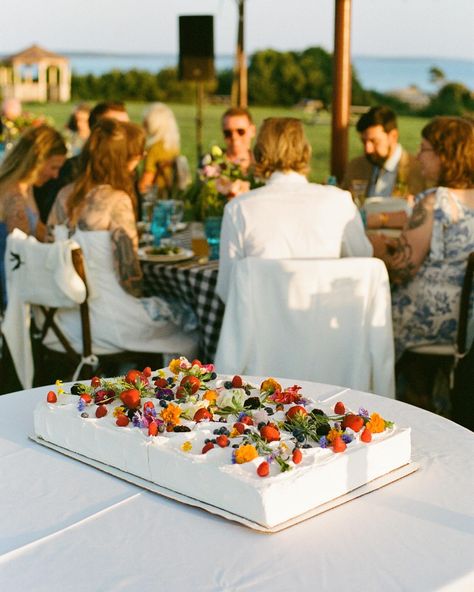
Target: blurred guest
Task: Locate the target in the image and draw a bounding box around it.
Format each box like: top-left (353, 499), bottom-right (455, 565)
top-left (1, 98), bottom-right (31, 154)
top-left (217, 117), bottom-right (372, 302)
top-left (65, 103), bottom-right (91, 156)
top-left (0, 125), bottom-right (66, 240)
top-left (88, 100), bottom-right (129, 130)
top-left (1, 98), bottom-right (22, 122)
top-left (221, 106), bottom-right (256, 174)
top-left (34, 100), bottom-right (130, 223)
top-left (139, 103), bottom-right (182, 197)
top-left (342, 106), bottom-right (426, 202)
top-left (45, 118), bottom-right (196, 356)
top-left (371, 116), bottom-right (474, 361)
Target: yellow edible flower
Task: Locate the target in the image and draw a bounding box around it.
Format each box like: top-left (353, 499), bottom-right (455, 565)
top-left (234, 444), bottom-right (258, 464)
top-left (327, 427), bottom-right (343, 443)
top-left (113, 406), bottom-right (125, 417)
top-left (181, 441), bottom-right (193, 453)
top-left (157, 369), bottom-right (166, 379)
top-left (169, 358), bottom-right (182, 375)
top-left (366, 413), bottom-right (386, 434)
top-left (55, 379), bottom-right (65, 395)
top-left (160, 403), bottom-right (182, 426)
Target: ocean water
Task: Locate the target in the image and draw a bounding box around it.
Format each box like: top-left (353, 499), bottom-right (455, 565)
top-left (10, 51), bottom-right (473, 93)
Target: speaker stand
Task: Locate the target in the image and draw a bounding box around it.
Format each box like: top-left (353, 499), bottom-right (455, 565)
top-left (195, 81), bottom-right (204, 161)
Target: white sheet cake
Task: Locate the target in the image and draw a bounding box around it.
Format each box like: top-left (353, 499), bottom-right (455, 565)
top-left (34, 358), bottom-right (411, 528)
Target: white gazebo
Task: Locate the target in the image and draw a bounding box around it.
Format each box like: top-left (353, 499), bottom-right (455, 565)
top-left (0, 44), bottom-right (71, 103)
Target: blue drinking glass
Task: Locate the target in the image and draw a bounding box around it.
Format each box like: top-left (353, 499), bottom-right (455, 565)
top-left (151, 202), bottom-right (171, 246)
top-left (204, 216), bottom-right (223, 261)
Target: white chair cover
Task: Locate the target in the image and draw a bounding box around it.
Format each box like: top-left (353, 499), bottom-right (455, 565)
top-left (215, 257), bottom-right (395, 397)
top-left (2, 229), bottom-right (87, 389)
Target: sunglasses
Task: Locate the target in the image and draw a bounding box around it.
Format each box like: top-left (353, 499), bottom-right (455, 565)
top-left (223, 128), bottom-right (247, 138)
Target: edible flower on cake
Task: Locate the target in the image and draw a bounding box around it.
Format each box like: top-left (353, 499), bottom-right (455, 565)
top-left (216, 389), bottom-right (247, 411)
top-left (366, 412), bottom-right (391, 433)
top-left (233, 444), bottom-right (259, 464)
top-left (160, 403), bottom-right (182, 430)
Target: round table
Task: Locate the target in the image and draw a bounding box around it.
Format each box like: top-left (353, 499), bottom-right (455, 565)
top-left (0, 380), bottom-right (473, 591)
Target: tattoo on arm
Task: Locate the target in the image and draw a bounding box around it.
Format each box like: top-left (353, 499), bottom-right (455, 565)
top-left (407, 201), bottom-right (428, 230)
top-left (386, 235), bottom-right (416, 284)
top-left (111, 227), bottom-right (143, 297)
top-left (5, 197), bottom-right (31, 234)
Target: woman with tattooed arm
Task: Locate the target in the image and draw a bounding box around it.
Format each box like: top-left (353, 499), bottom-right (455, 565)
top-left (46, 118), bottom-right (197, 357)
top-left (371, 116), bottom-right (474, 363)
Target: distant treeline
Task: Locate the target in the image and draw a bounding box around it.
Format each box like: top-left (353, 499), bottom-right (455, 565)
top-left (71, 46), bottom-right (473, 116)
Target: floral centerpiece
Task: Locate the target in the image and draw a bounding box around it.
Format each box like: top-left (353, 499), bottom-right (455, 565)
top-left (0, 111), bottom-right (53, 150)
top-left (184, 145), bottom-right (260, 221)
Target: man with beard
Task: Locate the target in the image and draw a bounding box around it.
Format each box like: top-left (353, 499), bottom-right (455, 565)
top-left (342, 106), bottom-right (425, 203)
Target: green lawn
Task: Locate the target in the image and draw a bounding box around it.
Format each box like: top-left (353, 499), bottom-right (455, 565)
top-left (24, 101), bottom-right (429, 183)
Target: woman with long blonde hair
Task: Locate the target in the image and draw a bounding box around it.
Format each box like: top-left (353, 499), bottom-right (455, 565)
top-left (138, 102), bottom-right (181, 196)
top-left (0, 124), bottom-right (66, 240)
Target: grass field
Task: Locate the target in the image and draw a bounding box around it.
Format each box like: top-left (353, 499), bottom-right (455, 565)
top-left (24, 101), bottom-right (429, 183)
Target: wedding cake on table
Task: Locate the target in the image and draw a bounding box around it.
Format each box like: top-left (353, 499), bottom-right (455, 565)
top-left (33, 357), bottom-right (411, 529)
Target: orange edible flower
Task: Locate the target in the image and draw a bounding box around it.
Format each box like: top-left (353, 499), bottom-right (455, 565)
top-left (234, 444), bottom-right (258, 464)
top-left (260, 378), bottom-right (281, 393)
top-left (203, 389), bottom-right (218, 403)
top-left (327, 427), bottom-right (343, 443)
top-left (366, 412), bottom-right (386, 433)
top-left (160, 403), bottom-right (182, 426)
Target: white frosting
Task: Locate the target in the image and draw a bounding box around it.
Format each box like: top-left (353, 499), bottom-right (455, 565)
top-left (34, 390), bottom-right (411, 528)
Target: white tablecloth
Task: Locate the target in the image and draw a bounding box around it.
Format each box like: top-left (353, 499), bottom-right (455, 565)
top-left (0, 381), bottom-right (473, 592)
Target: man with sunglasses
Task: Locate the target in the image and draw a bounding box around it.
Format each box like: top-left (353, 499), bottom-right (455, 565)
top-left (221, 107), bottom-right (256, 174)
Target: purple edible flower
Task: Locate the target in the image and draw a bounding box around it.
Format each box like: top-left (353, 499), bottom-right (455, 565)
top-left (231, 450), bottom-right (237, 464)
top-left (342, 433), bottom-right (353, 444)
top-left (155, 388), bottom-right (173, 399)
top-left (132, 412), bottom-right (142, 428)
top-left (319, 436), bottom-right (329, 449)
top-left (144, 406), bottom-right (157, 419)
top-left (77, 398), bottom-right (86, 412)
top-left (358, 407), bottom-right (369, 418)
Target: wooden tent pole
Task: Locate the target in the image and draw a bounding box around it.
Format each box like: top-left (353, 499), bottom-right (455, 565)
top-left (231, 0), bottom-right (248, 107)
top-left (331, 0), bottom-right (352, 183)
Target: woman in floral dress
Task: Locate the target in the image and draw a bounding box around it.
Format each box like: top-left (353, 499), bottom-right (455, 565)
top-left (371, 116), bottom-right (474, 360)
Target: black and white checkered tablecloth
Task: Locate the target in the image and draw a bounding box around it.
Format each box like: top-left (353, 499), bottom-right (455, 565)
top-left (141, 258), bottom-right (224, 362)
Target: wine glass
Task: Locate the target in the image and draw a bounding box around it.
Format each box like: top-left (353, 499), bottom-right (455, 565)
top-left (169, 200), bottom-right (184, 233)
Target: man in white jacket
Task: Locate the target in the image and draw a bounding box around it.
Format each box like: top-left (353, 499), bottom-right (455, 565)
top-left (216, 117), bottom-right (372, 303)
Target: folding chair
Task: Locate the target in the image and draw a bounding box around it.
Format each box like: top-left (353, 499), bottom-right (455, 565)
top-left (2, 230), bottom-right (165, 390)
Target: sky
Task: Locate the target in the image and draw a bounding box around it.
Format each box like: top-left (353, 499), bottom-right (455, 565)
top-left (2, 0), bottom-right (474, 60)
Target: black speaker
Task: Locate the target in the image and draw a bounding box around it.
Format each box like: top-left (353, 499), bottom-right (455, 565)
top-left (179, 15), bottom-right (215, 82)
